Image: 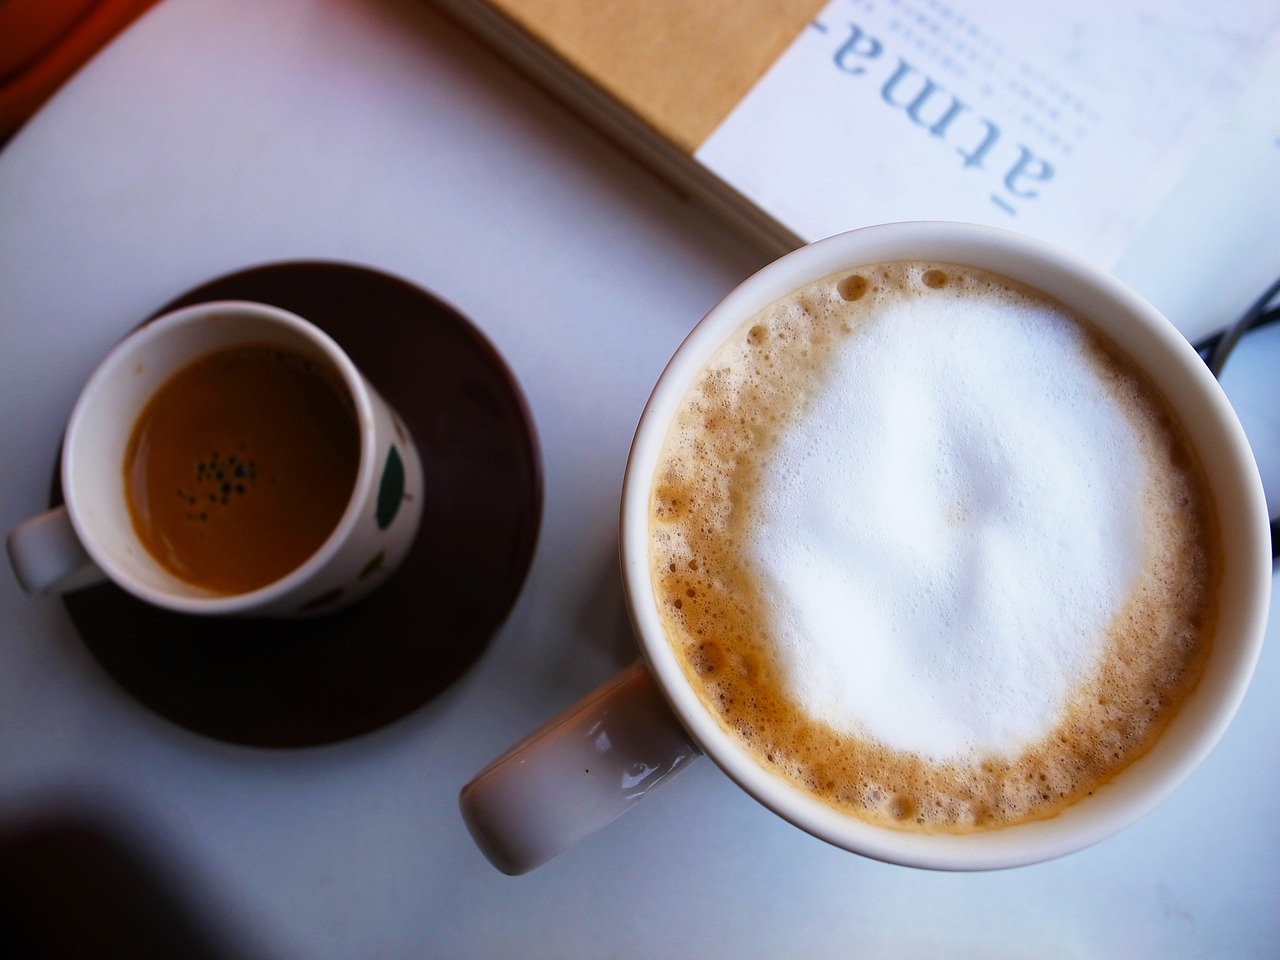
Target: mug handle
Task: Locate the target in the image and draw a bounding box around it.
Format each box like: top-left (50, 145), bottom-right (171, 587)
top-left (459, 662), bottom-right (702, 874)
top-left (7, 507), bottom-right (106, 595)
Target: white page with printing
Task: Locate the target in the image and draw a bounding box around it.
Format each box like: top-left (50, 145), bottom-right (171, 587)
top-left (697, 0), bottom-right (1280, 273)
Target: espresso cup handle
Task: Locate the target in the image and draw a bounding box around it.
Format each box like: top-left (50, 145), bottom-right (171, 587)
top-left (459, 662), bottom-right (702, 874)
top-left (7, 506), bottom-right (105, 595)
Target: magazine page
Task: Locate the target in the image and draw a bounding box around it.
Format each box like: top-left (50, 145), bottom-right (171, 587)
top-left (696, 0), bottom-right (1280, 275)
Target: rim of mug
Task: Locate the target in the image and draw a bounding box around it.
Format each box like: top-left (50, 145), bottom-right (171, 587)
top-left (620, 220), bottom-right (1271, 870)
top-left (61, 300), bottom-right (378, 615)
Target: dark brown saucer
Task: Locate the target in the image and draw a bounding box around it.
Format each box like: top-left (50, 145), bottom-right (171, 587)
top-left (58, 262), bottom-right (542, 747)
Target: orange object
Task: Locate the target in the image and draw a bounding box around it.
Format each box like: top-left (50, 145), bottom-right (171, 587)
top-left (0, 0), bottom-right (161, 140)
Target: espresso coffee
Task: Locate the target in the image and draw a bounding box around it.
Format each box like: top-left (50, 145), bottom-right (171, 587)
top-left (124, 342), bottom-right (360, 595)
top-left (649, 261), bottom-right (1218, 833)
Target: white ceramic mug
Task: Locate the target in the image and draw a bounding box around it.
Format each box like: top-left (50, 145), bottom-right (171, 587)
top-left (461, 222), bottom-right (1272, 874)
top-left (6, 300), bottom-right (424, 617)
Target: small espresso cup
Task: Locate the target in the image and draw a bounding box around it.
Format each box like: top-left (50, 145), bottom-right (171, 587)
top-left (461, 222), bottom-right (1271, 874)
top-left (7, 301), bottom-right (424, 617)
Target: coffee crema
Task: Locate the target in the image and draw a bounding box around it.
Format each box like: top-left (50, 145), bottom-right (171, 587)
top-left (124, 342), bottom-right (360, 595)
top-left (649, 261), bottom-right (1218, 833)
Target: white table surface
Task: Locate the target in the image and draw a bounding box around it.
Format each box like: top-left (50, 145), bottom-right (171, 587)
top-left (1, 1), bottom-right (1278, 957)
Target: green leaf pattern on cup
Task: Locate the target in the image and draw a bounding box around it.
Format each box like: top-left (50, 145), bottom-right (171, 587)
top-left (376, 446), bottom-right (405, 530)
top-left (291, 448), bottom-right (407, 613)
top-left (358, 551), bottom-right (385, 581)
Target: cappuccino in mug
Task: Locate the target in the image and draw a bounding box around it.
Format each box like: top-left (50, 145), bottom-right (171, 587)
top-left (649, 261), bottom-right (1218, 833)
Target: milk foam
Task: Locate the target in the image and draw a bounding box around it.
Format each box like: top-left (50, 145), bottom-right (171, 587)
top-left (745, 290), bottom-right (1144, 760)
top-left (650, 261), bottom-right (1216, 832)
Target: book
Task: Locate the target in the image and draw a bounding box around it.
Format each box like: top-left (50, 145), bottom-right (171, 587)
top-left (429, 0), bottom-right (1280, 335)
top-left (427, 0), bottom-right (827, 253)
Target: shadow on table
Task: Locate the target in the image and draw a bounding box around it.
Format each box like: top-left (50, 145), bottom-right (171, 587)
top-left (0, 812), bottom-right (233, 960)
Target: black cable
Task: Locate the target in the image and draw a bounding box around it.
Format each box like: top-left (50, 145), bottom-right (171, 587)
top-left (1190, 276), bottom-right (1280, 560)
top-left (1194, 305), bottom-right (1280, 371)
top-left (1192, 273), bottom-right (1280, 375)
